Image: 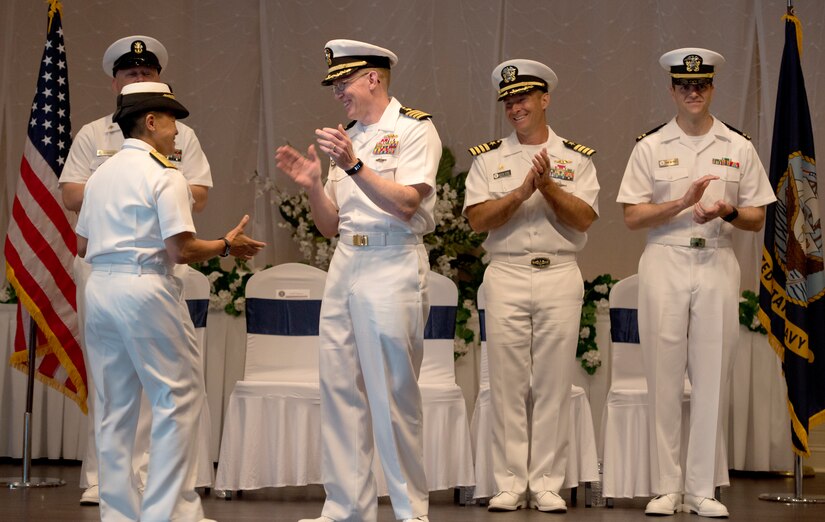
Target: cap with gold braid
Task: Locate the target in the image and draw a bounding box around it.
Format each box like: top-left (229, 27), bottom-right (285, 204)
top-left (492, 59), bottom-right (558, 101)
top-left (659, 47), bottom-right (725, 85)
top-left (322, 39), bottom-right (398, 85)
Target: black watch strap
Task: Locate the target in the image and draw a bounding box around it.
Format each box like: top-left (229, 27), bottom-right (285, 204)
top-left (345, 159), bottom-right (364, 176)
top-left (219, 237), bottom-right (231, 257)
top-left (722, 207), bottom-right (739, 223)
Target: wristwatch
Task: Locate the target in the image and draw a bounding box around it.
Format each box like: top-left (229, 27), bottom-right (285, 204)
top-left (345, 159), bottom-right (364, 176)
top-left (722, 207), bottom-right (739, 223)
top-left (219, 237), bottom-right (231, 257)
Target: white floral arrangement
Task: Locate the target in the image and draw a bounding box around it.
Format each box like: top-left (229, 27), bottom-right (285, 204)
top-left (190, 258), bottom-right (257, 316)
top-left (577, 274), bottom-right (617, 375)
top-left (0, 282), bottom-right (17, 304)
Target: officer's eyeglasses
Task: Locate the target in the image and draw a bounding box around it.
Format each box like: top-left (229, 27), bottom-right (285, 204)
top-left (331, 71), bottom-right (371, 95)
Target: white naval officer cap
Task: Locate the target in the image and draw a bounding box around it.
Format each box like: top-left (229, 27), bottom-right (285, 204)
top-left (102, 35), bottom-right (169, 77)
top-left (492, 59), bottom-right (558, 101)
top-left (659, 47), bottom-right (725, 85)
top-left (321, 39), bottom-right (398, 85)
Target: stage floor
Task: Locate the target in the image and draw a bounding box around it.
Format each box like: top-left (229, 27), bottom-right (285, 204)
top-left (2, 459), bottom-right (824, 521)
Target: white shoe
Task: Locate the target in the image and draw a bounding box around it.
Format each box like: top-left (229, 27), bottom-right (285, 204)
top-left (683, 494), bottom-right (729, 518)
top-left (402, 517), bottom-right (429, 522)
top-left (79, 485), bottom-right (99, 506)
top-left (530, 490), bottom-right (567, 512)
top-left (297, 518), bottom-right (334, 522)
top-left (487, 490), bottom-right (527, 511)
top-left (645, 493), bottom-right (682, 515)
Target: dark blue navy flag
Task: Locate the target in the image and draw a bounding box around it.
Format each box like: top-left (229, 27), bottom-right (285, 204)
top-left (758, 12), bottom-right (824, 457)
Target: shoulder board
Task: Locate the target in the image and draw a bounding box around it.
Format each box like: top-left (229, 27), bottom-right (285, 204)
top-left (149, 150), bottom-right (176, 169)
top-left (399, 106), bottom-right (432, 121)
top-left (722, 121), bottom-right (751, 140)
top-left (345, 120), bottom-right (357, 130)
top-left (468, 140), bottom-right (502, 157)
top-left (636, 123), bottom-right (667, 142)
top-left (563, 139), bottom-right (596, 157)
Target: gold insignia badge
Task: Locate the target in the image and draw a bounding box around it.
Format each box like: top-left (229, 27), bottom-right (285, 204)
top-left (658, 158), bottom-right (679, 168)
top-left (132, 40), bottom-right (144, 54)
top-left (683, 54), bottom-right (702, 72)
top-left (501, 65), bottom-right (518, 84)
top-left (324, 48), bottom-right (333, 66)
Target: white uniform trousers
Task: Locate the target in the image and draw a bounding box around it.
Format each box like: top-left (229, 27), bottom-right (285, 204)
top-left (85, 270), bottom-right (204, 522)
top-left (638, 244), bottom-right (737, 498)
top-left (74, 256), bottom-right (152, 490)
top-left (319, 242), bottom-right (430, 522)
top-left (484, 259), bottom-right (583, 495)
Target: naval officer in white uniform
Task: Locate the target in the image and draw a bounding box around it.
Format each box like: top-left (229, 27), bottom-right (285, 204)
top-left (275, 39), bottom-right (440, 522)
top-left (76, 81), bottom-right (263, 522)
top-left (463, 59), bottom-right (600, 513)
top-left (617, 48), bottom-right (775, 518)
top-left (60, 35), bottom-right (213, 506)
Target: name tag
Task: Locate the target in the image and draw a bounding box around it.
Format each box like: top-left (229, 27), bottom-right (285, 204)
top-left (96, 149), bottom-right (117, 157)
top-left (493, 170), bottom-right (511, 180)
top-left (658, 158), bottom-right (679, 167)
top-left (276, 288), bottom-right (311, 299)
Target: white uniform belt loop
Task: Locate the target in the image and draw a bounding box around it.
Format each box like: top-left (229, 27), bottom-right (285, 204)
top-left (91, 263), bottom-right (168, 275)
top-left (648, 235), bottom-right (732, 249)
top-left (339, 233), bottom-right (422, 247)
top-left (491, 252), bottom-right (577, 268)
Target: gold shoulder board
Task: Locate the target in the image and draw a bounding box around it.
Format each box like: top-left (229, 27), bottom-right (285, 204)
top-left (468, 140), bottom-right (503, 157)
top-left (399, 106), bottom-right (433, 120)
top-left (563, 139), bottom-right (597, 157)
top-left (636, 123), bottom-right (667, 142)
top-left (722, 121), bottom-right (752, 140)
top-left (150, 150), bottom-right (177, 169)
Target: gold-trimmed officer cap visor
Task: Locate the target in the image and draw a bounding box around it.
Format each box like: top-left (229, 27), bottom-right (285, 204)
top-left (497, 77), bottom-right (548, 100)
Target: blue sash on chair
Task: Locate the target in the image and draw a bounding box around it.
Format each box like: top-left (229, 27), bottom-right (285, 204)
top-left (246, 298), bottom-right (322, 336)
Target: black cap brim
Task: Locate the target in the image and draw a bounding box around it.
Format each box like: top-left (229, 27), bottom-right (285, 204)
top-left (113, 93), bottom-right (189, 123)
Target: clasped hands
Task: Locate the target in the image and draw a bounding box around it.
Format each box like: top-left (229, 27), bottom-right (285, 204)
top-left (681, 174), bottom-right (735, 224)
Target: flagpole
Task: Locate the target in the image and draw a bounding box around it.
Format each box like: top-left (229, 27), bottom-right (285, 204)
top-left (758, 0), bottom-right (825, 504)
top-left (0, 318), bottom-right (65, 488)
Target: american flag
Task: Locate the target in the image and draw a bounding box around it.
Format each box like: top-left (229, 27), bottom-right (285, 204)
top-left (3, 0), bottom-right (87, 413)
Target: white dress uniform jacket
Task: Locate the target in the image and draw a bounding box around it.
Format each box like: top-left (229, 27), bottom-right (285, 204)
top-left (319, 97), bottom-right (441, 522)
top-left (61, 113), bottom-right (212, 491)
top-left (617, 116), bottom-right (775, 498)
top-left (462, 126), bottom-right (599, 496)
top-left (76, 138), bottom-right (205, 522)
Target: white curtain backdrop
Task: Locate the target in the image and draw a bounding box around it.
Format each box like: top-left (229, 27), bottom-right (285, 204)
top-left (1, 0), bottom-right (824, 284)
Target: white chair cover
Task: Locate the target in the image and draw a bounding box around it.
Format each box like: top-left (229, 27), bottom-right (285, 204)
top-left (470, 282), bottom-right (599, 499)
top-left (214, 263), bottom-right (326, 491)
top-left (373, 271), bottom-right (475, 494)
top-left (601, 274), bottom-right (720, 499)
top-left (179, 265), bottom-right (215, 488)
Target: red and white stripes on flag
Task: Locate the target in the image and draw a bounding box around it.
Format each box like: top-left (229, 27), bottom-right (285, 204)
top-left (3, 0), bottom-right (87, 413)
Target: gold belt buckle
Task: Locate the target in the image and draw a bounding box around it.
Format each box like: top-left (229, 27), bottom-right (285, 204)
top-left (531, 257), bottom-right (551, 268)
top-left (352, 234), bottom-right (369, 247)
top-left (689, 237), bottom-right (706, 248)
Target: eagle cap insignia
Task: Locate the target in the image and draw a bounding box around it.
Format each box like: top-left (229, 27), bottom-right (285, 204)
top-left (683, 54), bottom-right (702, 72)
top-left (501, 65), bottom-right (518, 84)
top-left (132, 40), bottom-right (145, 54)
top-left (324, 48), bottom-right (333, 66)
